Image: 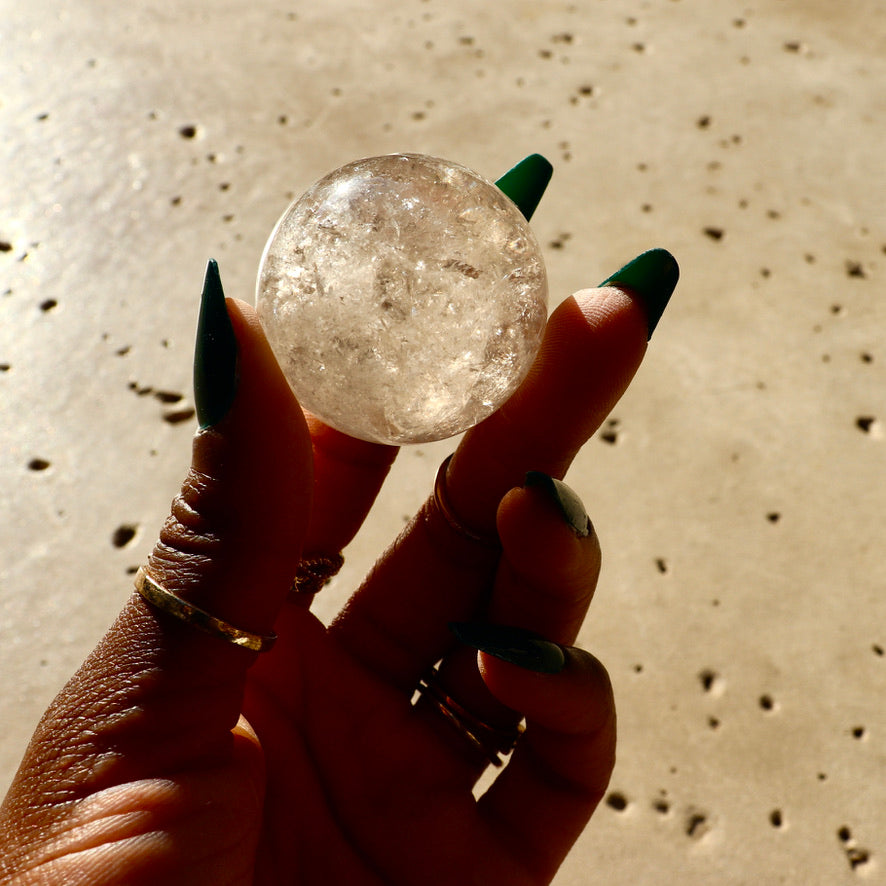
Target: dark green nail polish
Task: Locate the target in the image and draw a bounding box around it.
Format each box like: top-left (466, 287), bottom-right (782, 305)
top-left (599, 248), bottom-right (679, 340)
top-left (449, 622), bottom-right (567, 674)
top-left (194, 259), bottom-right (238, 429)
top-left (495, 154), bottom-right (553, 222)
top-left (524, 471), bottom-right (592, 538)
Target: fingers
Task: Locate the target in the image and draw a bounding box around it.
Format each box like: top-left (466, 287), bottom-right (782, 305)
top-left (447, 284), bottom-right (648, 536)
top-left (418, 474), bottom-right (601, 770)
top-left (144, 296), bottom-right (312, 638)
top-left (330, 282), bottom-right (647, 690)
top-left (477, 649), bottom-right (616, 883)
top-left (302, 415), bottom-right (398, 558)
top-left (489, 475), bottom-right (600, 645)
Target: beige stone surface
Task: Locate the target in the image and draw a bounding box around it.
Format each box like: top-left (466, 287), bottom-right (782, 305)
top-left (1, 0), bottom-right (884, 882)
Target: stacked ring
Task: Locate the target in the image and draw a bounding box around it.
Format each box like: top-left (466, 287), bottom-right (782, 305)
top-left (417, 667), bottom-right (524, 768)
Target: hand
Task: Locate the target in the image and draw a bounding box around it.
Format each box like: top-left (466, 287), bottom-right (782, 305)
top-left (0, 250), bottom-right (677, 885)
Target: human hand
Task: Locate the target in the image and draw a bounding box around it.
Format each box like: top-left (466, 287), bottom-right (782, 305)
top-left (0, 249), bottom-right (677, 886)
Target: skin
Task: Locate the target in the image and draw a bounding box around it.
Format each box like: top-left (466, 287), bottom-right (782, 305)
top-left (0, 281), bottom-right (649, 885)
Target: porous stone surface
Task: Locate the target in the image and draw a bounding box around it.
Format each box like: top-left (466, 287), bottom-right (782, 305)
top-left (257, 153), bottom-right (547, 444)
top-left (2, 1), bottom-right (885, 883)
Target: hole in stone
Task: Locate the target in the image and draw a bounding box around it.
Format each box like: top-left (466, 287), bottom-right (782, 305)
top-left (154, 390), bottom-right (184, 404)
top-left (655, 558), bottom-right (669, 574)
top-left (28, 458), bottom-right (51, 471)
top-left (686, 812), bottom-right (709, 838)
top-left (767, 512), bottom-right (781, 523)
top-left (703, 226), bottom-right (724, 241)
top-left (847, 848), bottom-right (871, 870)
top-left (606, 792), bottom-right (629, 811)
top-left (0, 240), bottom-right (12, 252)
top-left (851, 726), bottom-right (866, 740)
top-left (39, 298), bottom-right (57, 312)
top-left (697, 115), bottom-right (711, 128)
top-left (759, 694), bottom-right (775, 711)
top-left (112, 524), bottom-right (138, 548)
top-left (770, 809), bottom-right (784, 828)
top-left (845, 261), bottom-right (867, 279)
top-left (633, 663), bottom-right (644, 673)
top-left (708, 716), bottom-right (721, 729)
top-left (856, 416), bottom-right (877, 434)
top-left (163, 408), bottom-right (196, 425)
top-left (548, 231), bottom-right (572, 250)
top-left (838, 826), bottom-right (852, 843)
top-left (860, 352), bottom-right (873, 363)
top-left (699, 669), bottom-right (719, 692)
top-left (178, 124), bottom-right (198, 139)
top-left (873, 644), bottom-right (884, 657)
top-left (653, 798), bottom-right (670, 814)
top-left (129, 381), bottom-right (153, 396)
top-left (0, 363), bottom-right (10, 371)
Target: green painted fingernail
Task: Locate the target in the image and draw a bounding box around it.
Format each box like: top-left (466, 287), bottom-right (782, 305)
top-left (194, 259), bottom-right (238, 429)
top-left (495, 154), bottom-right (554, 221)
top-left (524, 472), bottom-right (592, 538)
top-left (599, 248), bottom-right (680, 340)
top-left (449, 622), bottom-right (567, 674)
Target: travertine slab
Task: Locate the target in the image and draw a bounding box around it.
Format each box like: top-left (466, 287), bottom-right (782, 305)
top-left (1, 1), bottom-right (884, 882)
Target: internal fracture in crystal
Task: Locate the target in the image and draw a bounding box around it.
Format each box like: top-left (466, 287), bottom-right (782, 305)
top-left (256, 153), bottom-right (548, 445)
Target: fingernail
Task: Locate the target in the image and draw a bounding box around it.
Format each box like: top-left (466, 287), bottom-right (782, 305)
top-left (524, 471), bottom-right (592, 538)
top-left (495, 154), bottom-right (554, 222)
top-left (194, 259), bottom-right (238, 429)
top-left (449, 622), bottom-right (567, 674)
top-left (599, 248), bottom-right (679, 340)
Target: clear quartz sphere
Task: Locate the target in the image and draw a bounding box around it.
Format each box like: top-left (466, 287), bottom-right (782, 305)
top-left (256, 153), bottom-right (548, 445)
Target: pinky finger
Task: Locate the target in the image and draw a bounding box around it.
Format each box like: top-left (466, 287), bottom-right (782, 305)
top-left (477, 647), bottom-right (616, 883)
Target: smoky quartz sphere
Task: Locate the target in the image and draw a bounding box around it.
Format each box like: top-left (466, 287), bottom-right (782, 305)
top-left (256, 153), bottom-right (548, 445)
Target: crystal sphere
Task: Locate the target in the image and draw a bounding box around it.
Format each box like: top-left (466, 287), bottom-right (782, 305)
top-left (256, 153), bottom-right (548, 445)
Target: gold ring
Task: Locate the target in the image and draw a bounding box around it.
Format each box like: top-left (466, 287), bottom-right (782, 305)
top-left (416, 668), bottom-right (524, 767)
top-left (433, 454), bottom-right (500, 548)
top-left (289, 552), bottom-right (345, 597)
top-left (134, 567), bottom-right (276, 653)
